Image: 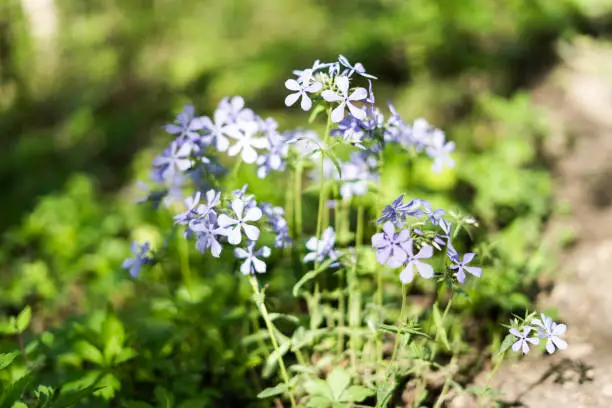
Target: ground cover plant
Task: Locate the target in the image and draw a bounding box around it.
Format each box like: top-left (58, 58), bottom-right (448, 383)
top-left (0, 54), bottom-right (568, 407)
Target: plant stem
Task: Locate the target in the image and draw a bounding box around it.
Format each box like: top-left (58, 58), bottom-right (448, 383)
top-left (433, 354), bottom-right (457, 408)
top-left (178, 232), bottom-right (193, 300)
top-left (249, 276), bottom-right (297, 408)
top-left (294, 161), bottom-right (303, 238)
top-left (389, 283), bottom-right (408, 364)
top-left (313, 108), bottom-right (333, 273)
top-left (478, 351), bottom-right (506, 408)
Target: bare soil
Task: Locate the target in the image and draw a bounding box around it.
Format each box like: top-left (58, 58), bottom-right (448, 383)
top-left (451, 37), bottom-right (612, 408)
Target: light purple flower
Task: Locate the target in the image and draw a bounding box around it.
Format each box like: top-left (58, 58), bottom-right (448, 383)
top-left (190, 213), bottom-right (226, 257)
top-left (122, 241), bottom-right (152, 278)
top-left (398, 241), bottom-right (434, 283)
top-left (164, 105), bottom-right (206, 143)
top-left (338, 55), bottom-right (377, 79)
top-left (533, 314), bottom-right (568, 354)
top-left (285, 70), bottom-right (323, 111)
top-left (174, 191), bottom-right (203, 225)
top-left (218, 96), bottom-right (256, 124)
top-left (321, 76), bottom-right (368, 123)
top-left (371, 222), bottom-right (410, 268)
top-left (260, 203), bottom-right (292, 248)
top-left (227, 122), bottom-right (269, 164)
top-left (235, 242), bottom-right (271, 275)
top-left (217, 199), bottom-right (262, 245)
top-left (449, 253), bottom-right (482, 284)
top-left (256, 130), bottom-right (289, 179)
top-left (304, 227), bottom-right (339, 265)
top-left (201, 109), bottom-right (244, 153)
top-left (153, 140), bottom-right (193, 180)
top-left (426, 129), bottom-right (455, 173)
top-left (510, 327), bottom-right (540, 354)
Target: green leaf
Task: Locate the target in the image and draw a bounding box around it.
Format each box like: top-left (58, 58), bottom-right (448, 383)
top-left (102, 314), bottom-right (125, 363)
top-left (293, 259), bottom-right (334, 296)
top-left (15, 306), bottom-right (32, 334)
top-left (304, 379), bottom-right (333, 400)
top-left (0, 352), bottom-right (19, 370)
top-left (432, 304), bottom-right (450, 350)
top-left (11, 403), bottom-right (27, 408)
top-left (340, 385), bottom-right (373, 402)
top-left (375, 379), bottom-right (395, 407)
top-left (257, 383), bottom-right (287, 399)
top-left (308, 104), bottom-right (325, 124)
top-left (262, 340), bottom-right (291, 379)
top-left (306, 396), bottom-right (332, 408)
top-left (498, 334), bottom-right (516, 355)
top-left (74, 341), bottom-right (104, 366)
top-left (327, 367), bottom-right (350, 401)
top-left (377, 324), bottom-right (429, 338)
top-left (52, 382), bottom-right (104, 408)
top-left (154, 386), bottom-right (174, 408)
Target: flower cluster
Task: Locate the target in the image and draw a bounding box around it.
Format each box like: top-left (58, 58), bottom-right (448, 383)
top-left (122, 241), bottom-right (153, 278)
top-left (372, 195), bottom-right (482, 285)
top-left (508, 313), bottom-right (568, 355)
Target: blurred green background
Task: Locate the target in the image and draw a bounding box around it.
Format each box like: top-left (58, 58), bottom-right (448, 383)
top-left (1, 0), bottom-right (611, 406)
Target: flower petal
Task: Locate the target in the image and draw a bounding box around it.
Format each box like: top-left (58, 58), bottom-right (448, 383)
top-left (464, 266), bottom-right (482, 278)
top-left (252, 256), bottom-right (267, 273)
top-left (347, 102), bottom-right (367, 120)
top-left (348, 87), bottom-right (367, 101)
top-left (552, 323), bottom-right (567, 336)
top-left (376, 247), bottom-right (391, 265)
top-left (285, 92), bottom-right (301, 107)
top-left (321, 90), bottom-right (342, 103)
top-left (243, 224), bottom-right (260, 241)
top-left (552, 336), bottom-right (568, 350)
top-left (399, 264), bottom-right (415, 284)
top-left (285, 79), bottom-right (301, 91)
top-left (244, 207), bottom-right (263, 222)
top-left (416, 244), bottom-right (433, 259)
top-left (227, 226), bottom-right (242, 245)
top-left (217, 214), bottom-right (237, 228)
top-left (241, 145), bottom-right (258, 164)
top-left (331, 103), bottom-right (346, 123)
top-left (415, 261), bottom-right (434, 279)
top-left (234, 248), bottom-right (249, 259)
top-left (240, 259), bottom-right (252, 275)
top-left (300, 94), bottom-right (312, 111)
top-left (387, 248), bottom-right (407, 268)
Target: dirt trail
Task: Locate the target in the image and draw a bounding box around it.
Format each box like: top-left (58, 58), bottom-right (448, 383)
top-left (452, 38), bottom-right (612, 408)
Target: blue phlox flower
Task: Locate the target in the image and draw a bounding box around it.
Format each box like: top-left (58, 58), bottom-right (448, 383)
top-left (201, 107), bottom-right (244, 153)
top-left (339, 153), bottom-right (378, 199)
top-left (260, 203), bottom-right (293, 248)
top-left (378, 194), bottom-right (407, 226)
top-left (331, 115), bottom-right (367, 149)
top-left (426, 129), bottom-right (456, 173)
top-left (419, 200), bottom-right (447, 227)
top-left (164, 104), bottom-right (207, 143)
top-left (371, 221), bottom-right (410, 267)
top-left (410, 118), bottom-right (435, 152)
top-left (510, 327), bottom-right (540, 354)
top-left (217, 198), bottom-right (263, 245)
top-left (398, 240), bottom-right (434, 283)
top-left (321, 76), bottom-right (368, 123)
top-left (153, 140), bottom-right (193, 180)
top-left (190, 213), bottom-right (226, 257)
top-left (227, 121), bottom-right (269, 164)
top-left (256, 130), bottom-right (289, 178)
top-left (304, 227), bottom-right (340, 265)
top-left (338, 55), bottom-right (377, 79)
top-left (235, 241), bottom-right (271, 275)
top-left (449, 252), bottom-right (482, 284)
top-left (218, 96), bottom-right (256, 124)
top-left (532, 313), bottom-right (568, 354)
top-left (292, 60), bottom-right (331, 79)
top-left (122, 241), bottom-right (152, 278)
top-left (174, 191), bottom-right (204, 225)
top-left (287, 130), bottom-right (325, 160)
top-left (285, 69), bottom-right (323, 111)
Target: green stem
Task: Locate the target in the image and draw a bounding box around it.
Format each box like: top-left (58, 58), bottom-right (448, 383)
top-left (294, 162), bottom-right (303, 238)
top-left (249, 276), bottom-right (297, 408)
top-left (433, 354), bottom-right (457, 408)
top-left (314, 108), bottom-right (333, 273)
top-left (178, 233), bottom-right (193, 300)
top-left (478, 351), bottom-right (506, 408)
top-left (347, 206), bottom-right (365, 370)
top-left (389, 283), bottom-right (407, 364)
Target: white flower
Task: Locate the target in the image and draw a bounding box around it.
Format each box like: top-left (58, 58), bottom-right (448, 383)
top-left (227, 122), bottom-right (269, 164)
top-left (321, 76), bottom-right (368, 123)
top-left (201, 109), bottom-right (244, 152)
top-left (510, 327), bottom-right (540, 354)
top-left (217, 199), bottom-right (262, 245)
top-left (425, 129), bottom-right (455, 173)
top-left (235, 242), bottom-right (271, 275)
top-left (533, 313), bottom-right (568, 354)
top-left (285, 69), bottom-right (323, 111)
